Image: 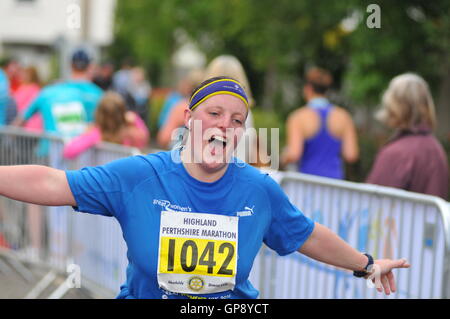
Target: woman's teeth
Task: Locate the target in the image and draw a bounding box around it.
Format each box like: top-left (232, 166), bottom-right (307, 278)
top-left (209, 135), bottom-right (227, 146)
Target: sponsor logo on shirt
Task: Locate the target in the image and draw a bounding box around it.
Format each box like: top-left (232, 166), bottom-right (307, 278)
top-left (236, 205), bottom-right (254, 217)
top-left (153, 199), bottom-right (192, 212)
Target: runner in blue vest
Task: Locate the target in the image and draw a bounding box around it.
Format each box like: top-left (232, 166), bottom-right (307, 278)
top-left (0, 76), bottom-right (409, 299)
top-left (281, 67), bottom-right (359, 179)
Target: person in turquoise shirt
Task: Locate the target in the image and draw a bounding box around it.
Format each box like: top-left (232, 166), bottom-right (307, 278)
top-left (15, 49), bottom-right (103, 139)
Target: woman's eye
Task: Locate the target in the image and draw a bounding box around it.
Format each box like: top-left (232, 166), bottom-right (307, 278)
top-left (210, 112), bottom-right (219, 116)
top-left (233, 119), bottom-right (243, 125)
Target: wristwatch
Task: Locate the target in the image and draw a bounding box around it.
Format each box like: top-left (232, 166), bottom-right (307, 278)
top-left (353, 253), bottom-right (374, 278)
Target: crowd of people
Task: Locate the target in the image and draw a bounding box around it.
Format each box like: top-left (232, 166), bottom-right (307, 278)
top-left (0, 49), bottom-right (448, 201)
top-left (2, 44), bottom-right (450, 300)
top-left (1, 50), bottom-right (150, 156)
top-left (280, 67), bottom-right (449, 200)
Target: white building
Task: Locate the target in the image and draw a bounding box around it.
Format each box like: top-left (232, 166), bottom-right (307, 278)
top-left (0, 0), bottom-right (117, 81)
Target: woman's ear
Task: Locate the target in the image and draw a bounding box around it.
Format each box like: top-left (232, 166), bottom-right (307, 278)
top-left (184, 109), bottom-right (192, 129)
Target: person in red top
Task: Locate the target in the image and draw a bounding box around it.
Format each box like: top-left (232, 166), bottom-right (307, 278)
top-left (4, 59), bottom-right (21, 94)
top-left (366, 73), bottom-right (449, 200)
top-left (13, 66), bottom-right (43, 132)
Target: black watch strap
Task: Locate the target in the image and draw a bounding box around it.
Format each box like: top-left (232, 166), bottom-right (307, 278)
top-left (353, 253), bottom-right (374, 278)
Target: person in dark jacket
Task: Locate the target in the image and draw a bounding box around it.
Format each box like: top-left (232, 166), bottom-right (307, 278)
top-left (366, 73), bottom-right (449, 200)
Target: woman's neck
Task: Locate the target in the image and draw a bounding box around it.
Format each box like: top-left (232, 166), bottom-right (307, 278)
top-left (180, 148), bottom-right (229, 183)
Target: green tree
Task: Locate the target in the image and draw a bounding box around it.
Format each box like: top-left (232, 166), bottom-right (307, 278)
top-left (110, 0), bottom-right (353, 111)
top-left (344, 0), bottom-right (450, 135)
top-left (110, 0), bottom-right (449, 134)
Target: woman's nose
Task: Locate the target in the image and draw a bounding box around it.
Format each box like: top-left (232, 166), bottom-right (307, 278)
top-left (217, 116), bottom-right (232, 130)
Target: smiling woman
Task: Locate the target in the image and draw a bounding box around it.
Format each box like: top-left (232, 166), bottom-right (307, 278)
top-left (179, 76), bottom-right (249, 181)
top-left (0, 76), bottom-right (410, 299)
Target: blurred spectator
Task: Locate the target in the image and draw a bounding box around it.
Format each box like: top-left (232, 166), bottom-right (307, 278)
top-left (366, 73), bottom-right (449, 199)
top-left (0, 61), bottom-right (17, 126)
top-left (112, 58), bottom-right (136, 109)
top-left (203, 55), bottom-right (257, 164)
top-left (93, 62), bottom-right (114, 91)
top-left (63, 91), bottom-right (149, 159)
top-left (157, 69), bottom-right (203, 129)
top-left (112, 58), bottom-right (132, 94)
top-left (13, 66), bottom-right (43, 132)
top-left (281, 67), bottom-right (359, 179)
top-left (14, 49), bottom-right (103, 140)
top-left (156, 68), bottom-right (203, 149)
top-left (128, 66), bottom-right (152, 124)
top-left (0, 63), bottom-right (10, 125)
top-left (3, 58), bottom-right (21, 94)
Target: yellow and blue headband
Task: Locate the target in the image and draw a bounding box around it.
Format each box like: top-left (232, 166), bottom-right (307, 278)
top-left (189, 78), bottom-right (249, 110)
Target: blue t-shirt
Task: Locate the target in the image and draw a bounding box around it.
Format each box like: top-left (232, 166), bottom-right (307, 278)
top-left (24, 80), bottom-right (103, 138)
top-left (65, 150), bottom-right (315, 299)
top-left (0, 69), bottom-right (10, 126)
top-left (157, 91), bottom-right (182, 128)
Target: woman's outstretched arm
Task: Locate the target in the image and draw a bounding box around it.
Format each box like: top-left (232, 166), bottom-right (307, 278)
top-left (0, 165), bottom-right (76, 206)
top-left (299, 222), bottom-right (410, 295)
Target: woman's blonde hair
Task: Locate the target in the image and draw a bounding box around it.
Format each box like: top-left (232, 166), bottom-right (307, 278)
top-left (95, 91), bottom-right (127, 143)
top-left (376, 73), bottom-right (437, 130)
top-left (203, 55), bottom-right (254, 107)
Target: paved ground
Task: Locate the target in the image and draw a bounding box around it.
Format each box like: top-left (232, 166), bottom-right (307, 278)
top-left (0, 256), bottom-right (93, 299)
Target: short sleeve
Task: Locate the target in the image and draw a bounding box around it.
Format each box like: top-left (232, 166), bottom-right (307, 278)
top-left (262, 175), bottom-right (315, 256)
top-left (23, 93), bottom-right (41, 121)
top-left (65, 155), bottom-right (148, 218)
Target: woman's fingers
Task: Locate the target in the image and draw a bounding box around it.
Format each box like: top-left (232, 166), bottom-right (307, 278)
top-left (387, 271), bottom-right (396, 293)
top-left (381, 275), bottom-right (390, 295)
top-left (393, 258), bottom-right (411, 269)
top-left (373, 278), bottom-right (382, 293)
top-left (371, 259), bottom-right (411, 295)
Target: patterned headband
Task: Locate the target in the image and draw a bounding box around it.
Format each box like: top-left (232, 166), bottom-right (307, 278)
top-left (189, 78), bottom-right (249, 110)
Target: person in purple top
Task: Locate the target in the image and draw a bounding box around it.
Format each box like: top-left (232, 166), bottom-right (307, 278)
top-left (281, 67), bottom-right (359, 179)
top-left (366, 73), bottom-right (449, 200)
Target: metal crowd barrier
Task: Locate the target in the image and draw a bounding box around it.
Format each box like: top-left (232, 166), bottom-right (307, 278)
top-left (249, 170), bottom-right (450, 299)
top-left (0, 126), bottom-right (138, 298)
top-left (1, 126), bottom-right (450, 299)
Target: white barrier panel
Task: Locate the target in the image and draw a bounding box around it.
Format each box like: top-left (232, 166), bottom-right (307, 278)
top-left (71, 212), bottom-right (128, 293)
top-left (0, 127), bottom-right (136, 297)
top-left (249, 171), bottom-right (450, 299)
top-left (54, 138), bottom-right (137, 295)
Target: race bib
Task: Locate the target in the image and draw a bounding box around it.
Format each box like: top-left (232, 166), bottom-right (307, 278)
top-left (157, 211), bottom-right (238, 294)
top-left (52, 101), bottom-right (87, 138)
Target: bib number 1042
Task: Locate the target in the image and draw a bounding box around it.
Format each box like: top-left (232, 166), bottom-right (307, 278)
top-left (159, 237), bottom-right (236, 277)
